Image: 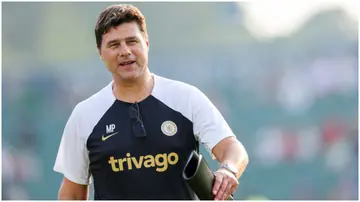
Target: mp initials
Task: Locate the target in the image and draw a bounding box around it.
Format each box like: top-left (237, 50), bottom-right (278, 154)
top-left (106, 124), bottom-right (116, 133)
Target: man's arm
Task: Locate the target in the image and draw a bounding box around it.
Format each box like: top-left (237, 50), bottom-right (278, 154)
top-left (54, 105), bottom-right (92, 200)
top-left (189, 86), bottom-right (248, 200)
top-left (212, 136), bottom-right (249, 200)
top-left (213, 136), bottom-right (249, 179)
top-left (58, 177), bottom-right (89, 200)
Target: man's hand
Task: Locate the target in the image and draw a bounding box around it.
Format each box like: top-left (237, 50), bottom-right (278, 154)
top-left (212, 168), bottom-right (239, 200)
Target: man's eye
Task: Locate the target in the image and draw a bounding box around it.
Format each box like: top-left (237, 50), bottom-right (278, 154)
top-left (110, 43), bottom-right (119, 48)
top-left (128, 40), bottom-right (137, 44)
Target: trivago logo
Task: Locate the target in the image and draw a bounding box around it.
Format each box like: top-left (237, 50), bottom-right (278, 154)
top-left (108, 152), bottom-right (179, 172)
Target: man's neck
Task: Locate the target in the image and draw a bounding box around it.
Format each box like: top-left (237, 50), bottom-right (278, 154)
top-left (112, 70), bottom-right (154, 103)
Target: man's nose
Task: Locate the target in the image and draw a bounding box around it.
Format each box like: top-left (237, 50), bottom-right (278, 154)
top-left (118, 44), bottom-right (131, 57)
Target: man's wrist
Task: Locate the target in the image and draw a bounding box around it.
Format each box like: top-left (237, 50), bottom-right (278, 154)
top-left (218, 163), bottom-right (238, 177)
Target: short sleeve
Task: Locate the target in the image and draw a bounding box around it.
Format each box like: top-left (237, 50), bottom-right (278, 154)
top-left (53, 105), bottom-right (91, 185)
top-left (191, 88), bottom-right (235, 158)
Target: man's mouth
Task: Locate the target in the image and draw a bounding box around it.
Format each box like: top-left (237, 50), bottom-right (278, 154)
top-left (119, 61), bottom-right (135, 66)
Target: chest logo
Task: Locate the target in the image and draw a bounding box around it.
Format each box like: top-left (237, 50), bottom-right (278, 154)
top-left (102, 132), bottom-right (119, 142)
top-left (102, 124), bottom-right (118, 141)
top-left (161, 121), bottom-right (177, 136)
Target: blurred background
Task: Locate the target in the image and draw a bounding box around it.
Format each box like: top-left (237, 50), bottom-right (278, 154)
top-left (2, 1), bottom-right (358, 200)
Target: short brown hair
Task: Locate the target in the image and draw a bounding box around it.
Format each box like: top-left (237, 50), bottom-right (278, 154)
top-left (95, 4), bottom-right (147, 49)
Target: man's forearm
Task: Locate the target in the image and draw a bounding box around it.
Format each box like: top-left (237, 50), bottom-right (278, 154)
top-left (211, 137), bottom-right (248, 199)
top-left (219, 140), bottom-right (248, 179)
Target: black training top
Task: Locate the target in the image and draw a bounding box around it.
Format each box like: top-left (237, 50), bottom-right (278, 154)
top-left (54, 74), bottom-right (235, 199)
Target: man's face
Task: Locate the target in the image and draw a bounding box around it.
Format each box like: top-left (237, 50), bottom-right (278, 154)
top-left (98, 22), bottom-right (149, 81)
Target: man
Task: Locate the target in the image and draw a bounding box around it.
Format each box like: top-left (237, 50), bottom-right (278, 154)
top-left (54, 4), bottom-right (248, 200)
